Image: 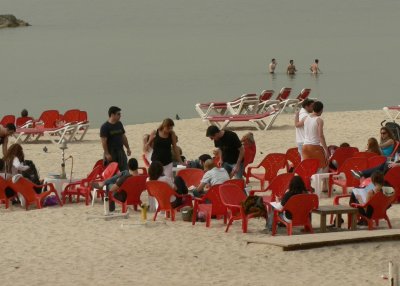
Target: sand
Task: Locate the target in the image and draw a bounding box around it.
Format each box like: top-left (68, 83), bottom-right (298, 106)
top-left (1, 109), bottom-right (399, 286)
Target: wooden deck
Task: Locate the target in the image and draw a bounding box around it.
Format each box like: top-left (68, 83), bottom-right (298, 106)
top-left (245, 229), bottom-right (400, 251)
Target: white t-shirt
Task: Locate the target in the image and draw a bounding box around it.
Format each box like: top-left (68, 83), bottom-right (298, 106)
top-left (146, 176), bottom-right (175, 189)
top-left (11, 157), bottom-right (29, 176)
top-left (295, 108), bottom-right (309, 144)
top-left (200, 167), bottom-right (230, 186)
top-left (303, 115), bottom-right (321, 145)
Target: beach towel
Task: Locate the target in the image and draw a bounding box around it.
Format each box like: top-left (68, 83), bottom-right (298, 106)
top-left (302, 144), bottom-right (328, 168)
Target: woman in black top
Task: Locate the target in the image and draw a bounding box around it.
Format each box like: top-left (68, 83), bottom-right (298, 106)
top-left (146, 118), bottom-right (183, 178)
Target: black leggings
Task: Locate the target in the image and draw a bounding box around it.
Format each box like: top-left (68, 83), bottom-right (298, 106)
top-left (350, 193), bottom-right (373, 218)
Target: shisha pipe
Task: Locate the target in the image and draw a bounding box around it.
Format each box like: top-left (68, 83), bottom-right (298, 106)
top-left (59, 139), bottom-right (74, 181)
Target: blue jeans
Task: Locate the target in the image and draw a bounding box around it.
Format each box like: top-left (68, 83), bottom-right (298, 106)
top-left (360, 163), bottom-right (387, 178)
top-left (222, 162), bottom-right (244, 179)
top-left (103, 170), bottom-right (129, 190)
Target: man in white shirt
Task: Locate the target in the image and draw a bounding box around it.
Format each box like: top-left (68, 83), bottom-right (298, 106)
top-left (294, 99), bottom-right (315, 158)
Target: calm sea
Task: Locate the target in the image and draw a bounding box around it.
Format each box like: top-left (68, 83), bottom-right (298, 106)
top-left (2, 0), bottom-right (400, 127)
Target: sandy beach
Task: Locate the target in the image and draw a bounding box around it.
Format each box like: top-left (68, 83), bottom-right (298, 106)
top-left (1, 109), bottom-right (400, 286)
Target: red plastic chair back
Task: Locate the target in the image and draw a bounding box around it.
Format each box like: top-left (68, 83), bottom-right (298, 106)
top-left (293, 159), bottom-right (319, 191)
top-left (0, 115), bottom-right (15, 126)
top-left (337, 157), bottom-right (368, 187)
top-left (243, 142), bottom-right (256, 170)
top-left (11, 177), bottom-right (38, 204)
top-left (63, 109), bottom-right (81, 124)
top-left (366, 191), bottom-right (395, 222)
top-left (329, 147), bottom-right (359, 169)
top-left (86, 165), bottom-right (103, 182)
top-left (282, 194), bottom-right (319, 226)
top-left (142, 154), bottom-right (150, 168)
top-left (102, 162), bottom-right (119, 180)
top-left (267, 173), bottom-right (294, 201)
top-left (285, 147), bottom-right (301, 172)
top-left (200, 184), bottom-right (227, 216)
top-left (38, 110), bottom-right (60, 128)
top-left (259, 90), bottom-right (274, 101)
top-left (353, 151), bottom-right (379, 159)
top-left (297, 88), bottom-right (311, 100)
top-left (120, 175), bottom-right (148, 207)
top-left (276, 87), bottom-right (292, 101)
top-left (223, 178), bottom-right (245, 191)
top-left (219, 184), bottom-right (247, 208)
top-left (259, 153), bottom-right (287, 181)
top-left (0, 177), bottom-right (14, 208)
top-left (384, 166), bottom-right (400, 198)
top-left (390, 141), bottom-right (400, 158)
top-left (177, 168), bottom-right (204, 187)
top-left (15, 116), bottom-right (33, 128)
top-left (92, 159), bottom-right (105, 171)
top-left (367, 155), bottom-right (386, 168)
top-left (146, 180), bottom-right (176, 210)
top-left (78, 111), bottom-right (88, 123)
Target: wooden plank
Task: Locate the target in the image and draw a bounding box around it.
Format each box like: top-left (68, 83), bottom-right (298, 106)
top-left (245, 229), bottom-right (400, 251)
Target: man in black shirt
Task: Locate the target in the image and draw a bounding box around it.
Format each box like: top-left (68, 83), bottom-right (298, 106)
top-left (100, 106), bottom-right (131, 171)
top-left (206, 125), bottom-right (244, 179)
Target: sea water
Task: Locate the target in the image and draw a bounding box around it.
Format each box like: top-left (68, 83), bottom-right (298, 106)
top-left (1, 0), bottom-right (400, 127)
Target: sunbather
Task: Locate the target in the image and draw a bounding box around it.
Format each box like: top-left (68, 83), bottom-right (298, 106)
top-left (192, 159), bottom-right (229, 198)
top-left (379, 127), bottom-right (395, 157)
top-left (147, 161), bottom-right (188, 207)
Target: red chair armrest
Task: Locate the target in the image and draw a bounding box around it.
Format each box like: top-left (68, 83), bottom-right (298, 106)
top-left (350, 203), bottom-right (365, 208)
top-left (333, 194), bottom-right (351, 205)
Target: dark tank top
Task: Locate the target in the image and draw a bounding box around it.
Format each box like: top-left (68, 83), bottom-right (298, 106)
top-left (0, 136), bottom-right (5, 145)
top-left (151, 130), bottom-right (172, 166)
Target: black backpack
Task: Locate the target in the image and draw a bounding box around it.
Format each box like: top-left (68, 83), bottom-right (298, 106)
top-left (381, 120), bottom-right (400, 141)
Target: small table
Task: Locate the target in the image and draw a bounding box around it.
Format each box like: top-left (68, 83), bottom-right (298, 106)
top-left (43, 177), bottom-right (78, 198)
top-left (313, 205), bottom-right (358, 233)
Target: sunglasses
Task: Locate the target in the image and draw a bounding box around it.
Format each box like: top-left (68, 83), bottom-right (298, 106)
top-left (381, 132), bottom-right (387, 135)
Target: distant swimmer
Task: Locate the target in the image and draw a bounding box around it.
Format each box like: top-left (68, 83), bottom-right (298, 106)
top-left (287, 60), bottom-right (297, 75)
top-left (310, 59), bottom-right (321, 74)
top-left (269, 58), bottom-right (277, 74)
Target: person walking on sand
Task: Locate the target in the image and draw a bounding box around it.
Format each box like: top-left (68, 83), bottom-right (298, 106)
top-left (310, 59), bottom-right (321, 74)
top-left (302, 101), bottom-right (328, 172)
top-left (269, 58), bottom-right (277, 74)
top-left (294, 99), bottom-right (315, 158)
top-left (100, 106), bottom-right (131, 171)
top-left (206, 125), bottom-right (244, 179)
top-left (145, 118), bottom-right (183, 178)
top-left (0, 123), bottom-right (16, 156)
top-left (287, 60), bottom-right (297, 75)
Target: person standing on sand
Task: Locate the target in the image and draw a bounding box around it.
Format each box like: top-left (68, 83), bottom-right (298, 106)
top-left (206, 125), bottom-right (244, 179)
top-left (269, 58), bottom-right (277, 74)
top-left (287, 60), bottom-right (297, 75)
top-left (310, 59), bottom-right (321, 74)
top-left (0, 123), bottom-right (16, 156)
top-left (294, 99), bottom-right (315, 158)
top-left (100, 106), bottom-right (131, 171)
top-left (302, 101), bottom-right (328, 172)
top-left (146, 118), bottom-right (183, 178)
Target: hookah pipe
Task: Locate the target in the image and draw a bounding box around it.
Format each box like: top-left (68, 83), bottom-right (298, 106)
top-left (64, 156), bottom-right (74, 183)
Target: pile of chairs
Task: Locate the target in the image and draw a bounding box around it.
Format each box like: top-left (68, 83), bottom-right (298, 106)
top-left (195, 88), bottom-right (314, 130)
top-left (0, 109), bottom-right (90, 144)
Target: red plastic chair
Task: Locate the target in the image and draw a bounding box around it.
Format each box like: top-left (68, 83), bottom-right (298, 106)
top-left (11, 177), bottom-right (62, 210)
top-left (384, 166), bottom-right (400, 201)
top-left (259, 90), bottom-right (274, 102)
top-left (353, 151), bottom-right (379, 159)
top-left (245, 153), bottom-right (286, 190)
top-left (224, 178), bottom-right (245, 192)
top-left (285, 147), bottom-right (301, 172)
top-left (271, 194), bottom-right (319, 236)
top-left (146, 181), bottom-right (193, 221)
top-left (0, 115), bottom-right (15, 126)
top-left (0, 177), bottom-right (17, 209)
top-left (276, 87), bottom-right (292, 101)
top-left (142, 154), bottom-right (150, 168)
top-left (350, 192), bottom-right (395, 230)
top-left (92, 159), bottom-right (105, 172)
top-left (177, 168), bottom-right (204, 187)
top-left (219, 184), bottom-right (261, 233)
top-left (62, 165), bottom-right (103, 205)
top-left (37, 110), bottom-right (61, 128)
top-left (389, 141), bottom-right (400, 158)
top-left (109, 175), bottom-right (148, 213)
top-left (62, 109), bottom-right (81, 124)
top-left (367, 155), bottom-right (386, 168)
top-left (250, 173), bottom-right (294, 207)
top-left (293, 159), bottom-right (319, 192)
top-left (90, 162), bottom-right (119, 205)
top-left (328, 147), bottom-right (359, 172)
top-left (15, 116), bottom-right (34, 128)
top-left (328, 157), bottom-right (368, 197)
top-left (192, 184), bottom-right (227, 227)
top-left (78, 111), bottom-right (88, 123)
